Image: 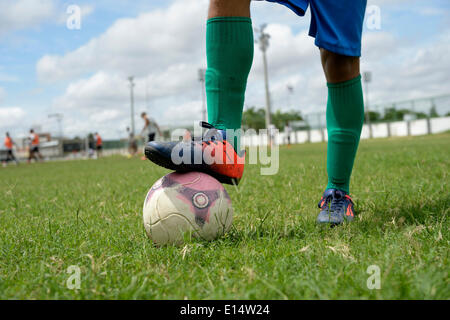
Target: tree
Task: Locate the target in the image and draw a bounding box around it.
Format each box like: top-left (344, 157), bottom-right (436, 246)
top-left (241, 107), bottom-right (266, 130)
top-left (429, 105), bottom-right (439, 118)
top-left (383, 108), bottom-right (411, 121)
top-left (272, 110), bottom-right (303, 130)
top-left (242, 107), bottom-right (303, 131)
top-left (364, 111), bottom-right (381, 123)
top-left (415, 112), bottom-right (428, 119)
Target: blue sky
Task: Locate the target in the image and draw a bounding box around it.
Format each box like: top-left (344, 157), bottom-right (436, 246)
top-left (0, 0), bottom-right (449, 139)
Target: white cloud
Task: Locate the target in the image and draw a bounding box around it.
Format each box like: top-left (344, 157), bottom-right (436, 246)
top-left (0, 0), bottom-right (56, 36)
top-left (37, 0), bottom-right (207, 82)
top-left (360, 32), bottom-right (450, 107)
top-left (31, 0), bottom-right (450, 139)
top-left (162, 100), bottom-right (203, 126)
top-left (0, 107), bottom-right (26, 130)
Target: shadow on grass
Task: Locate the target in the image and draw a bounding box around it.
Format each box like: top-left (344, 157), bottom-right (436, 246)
top-left (197, 193), bottom-right (449, 247)
top-left (357, 192), bottom-right (449, 231)
top-left (216, 223), bottom-right (309, 245)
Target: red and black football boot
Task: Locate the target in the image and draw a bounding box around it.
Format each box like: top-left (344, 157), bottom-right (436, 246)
top-left (145, 122), bottom-right (245, 185)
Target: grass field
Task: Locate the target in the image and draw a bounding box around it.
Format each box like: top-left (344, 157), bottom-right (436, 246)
top-left (0, 133), bottom-right (448, 300)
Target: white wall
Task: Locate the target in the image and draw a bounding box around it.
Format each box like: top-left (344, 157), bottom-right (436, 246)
top-left (242, 117), bottom-right (450, 146)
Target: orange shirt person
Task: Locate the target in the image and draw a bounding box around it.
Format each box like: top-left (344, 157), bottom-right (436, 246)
top-left (3, 132), bottom-right (19, 165)
top-left (4, 134), bottom-right (13, 150)
top-left (31, 132), bottom-right (39, 147)
top-left (94, 132), bottom-right (103, 158)
top-left (28, 129), bottom-right (43, 163)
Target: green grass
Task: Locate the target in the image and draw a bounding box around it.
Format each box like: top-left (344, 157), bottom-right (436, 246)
top-left (0, 134), bottom-right (449, 299)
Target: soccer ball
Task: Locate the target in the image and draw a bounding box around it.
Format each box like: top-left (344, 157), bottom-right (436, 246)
top-left (143, 172), bottom-right (233, 245)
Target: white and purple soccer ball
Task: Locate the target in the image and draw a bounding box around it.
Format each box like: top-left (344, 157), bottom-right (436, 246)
top-left (143, 172), bottom-right (233, 245)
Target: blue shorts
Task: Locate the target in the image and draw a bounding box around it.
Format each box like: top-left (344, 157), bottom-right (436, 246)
top-left (263, 0), bottom-right (367, 57)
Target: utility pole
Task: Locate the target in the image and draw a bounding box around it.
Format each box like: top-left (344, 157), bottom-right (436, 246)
top-left (145, 77), bottom-right (150, 110)
top-left (48, 113), bottom-right (63, 139)
top-left (363, 71), bottom-right (373, 138)
top-left (287, 84), bottom-right (294, 109)
top-left (128, 76), bottom-right (135, 136)
top-left (255, 24), bottom-right (272, 129)
top-left (198, 68), bottom-right (207, 122)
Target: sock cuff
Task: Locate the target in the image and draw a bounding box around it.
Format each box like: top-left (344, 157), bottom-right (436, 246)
top-left (207, 17), bottom-right (253, 44)
top-left (207, 17), bottom-right (252, 24)
top-left (327, 74), bottom-right (361, 89)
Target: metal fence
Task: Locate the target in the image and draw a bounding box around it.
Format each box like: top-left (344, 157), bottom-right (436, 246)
top-left (303, 94), bottom-right (450, 131)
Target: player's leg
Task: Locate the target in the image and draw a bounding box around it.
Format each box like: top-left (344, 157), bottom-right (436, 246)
top-left (208, 0), bottom-right (251, 18)
top-left (310, 0), bottom-right (366, 225)
top-left (37, 148), bottom-right (44, 160)
top-left (6, 150), bottom-right (12, 163)
top-left (11, 150), bottom-right (19, 164)
top-left (28, 149), bottom-right (33, 163)
top-left (145, 0), bottom-right (253, 185)
top-left (321, 50), bottom-right (360, 83)
top-left (321, 49), bottom-right (363, 194)
top-left (206, 0), bottom-right (253, 151)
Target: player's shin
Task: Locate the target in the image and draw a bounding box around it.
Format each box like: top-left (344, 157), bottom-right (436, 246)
top-left (325, 75), bottom-right (364, 194)
top-left (205, 16), bottom-right (254, 152)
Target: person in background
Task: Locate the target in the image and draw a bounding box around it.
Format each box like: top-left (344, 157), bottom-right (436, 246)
top-left (28, 129), bottom-right (43, 163)
top-left (126, 127), bottom-right (138, 157)
top-left (268, 124), bottom-right (277, 147)
top-left (3, 132), bottom-right (19, 167)
top-left (140, 112), bottom-right (162, 160)
top-left (94, 132), bottom-right (103, 158)
top-left (284, 121), bottom-right (292, 148)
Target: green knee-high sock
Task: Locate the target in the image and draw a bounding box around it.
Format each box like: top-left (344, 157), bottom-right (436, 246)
top-left (326, 75), bottom-right (364, 194)
top-left (206, 17), bottom-right (254, 152)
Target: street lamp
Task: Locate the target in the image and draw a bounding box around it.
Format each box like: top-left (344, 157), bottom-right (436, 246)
top-left (48, 113), bottom-right (63, 139)
top-left (363, 71), bottom-right (373, 138)
top-left (287, 84), bottom-right (294, 109)
top-left (198, 68), bottom-right (207, 122)
top-left (255, 24), bottom-right (272, 129)
top-left (128, 76), bottom-right (135, 136)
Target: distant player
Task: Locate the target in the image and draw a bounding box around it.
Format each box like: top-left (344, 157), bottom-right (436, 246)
top-left (140, 112), bottom-right (162, 160)
top-left (284, 121), bottom-right (292, 148)
top-left (126, 127), bottom-right (138, 156)
top-left (145, 0), bottom-right (366, 225)
top-left (140, 112), bottom-right (162, 144)
top-left (268, 124), bottom-right (276, 146)
top-left (3, 132), bottom-right (19, 166)
top-left (94, 132), bottom-right (103, 158)
top-left (28, 129), bottom-right (43, 163)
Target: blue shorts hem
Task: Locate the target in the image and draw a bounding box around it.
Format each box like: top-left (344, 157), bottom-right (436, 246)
top-left (313, 38), bottom-right (361, 57)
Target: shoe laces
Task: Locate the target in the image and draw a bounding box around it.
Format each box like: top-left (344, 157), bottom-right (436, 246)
top-left (319, 189), bottom-right (351, 212)
top-left (191, 121), bottom-right (224, 143)
top-left (330, 195), bottom-right (346, 213)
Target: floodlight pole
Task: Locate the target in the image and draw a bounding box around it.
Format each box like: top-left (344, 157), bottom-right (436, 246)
top-left (363, 71), bottom-right (373, 139)
top-left (256, 24), bottom-right (272, 129)
top-left (287, 84), bottom-right (294, 109)
top-left (145, 77), bottom-right (150, 109)
top-left (128, 76), bottom-right (135, 136)
top-left (48, 113), bottom-right (64, 139)
top-left (198, 68), bottom-right (207, 122)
